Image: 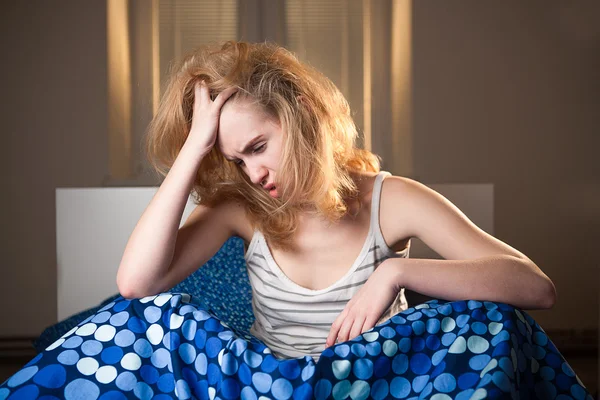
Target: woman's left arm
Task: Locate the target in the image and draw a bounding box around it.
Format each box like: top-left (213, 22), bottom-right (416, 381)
top-left (387, 254), bottom-right (556, 310)
top-left (326, 176), bottom-right (557, 347)
top-left (325, 254), bottom-right (554, 348)
top-left (382, 176), bottom-right (557, 310)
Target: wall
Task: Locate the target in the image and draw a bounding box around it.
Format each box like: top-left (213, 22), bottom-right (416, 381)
top-left (0, 1), bottom-right (597, 340)
top-left (0, 1), bottom-right (108, 337)
top-left (411, 1), bottom-right (599, 331)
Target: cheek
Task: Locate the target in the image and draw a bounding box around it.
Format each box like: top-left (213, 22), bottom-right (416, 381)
top-left (269, 151), bottom-right (281, 169)
top-left (272, 140), bottom-right (284, 163)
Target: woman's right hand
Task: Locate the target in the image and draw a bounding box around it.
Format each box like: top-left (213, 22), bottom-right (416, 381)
top-left (187, 80), bottom-right (237, 155)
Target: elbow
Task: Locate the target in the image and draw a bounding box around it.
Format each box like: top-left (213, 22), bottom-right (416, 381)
top-left (117, 280), bottom-right (139, 300)
top-left (118, 288), bottom-right (139, 301)
top-left (116, 266), bottom-right (135, 299)
top-left (118, 284), bottom-right (155, 300)
top-left (540, 279), bottom-right (558, 309)
top-left (116, 273), bottom-right (163, 300)
top-left (116, 273), bottom-right (144, 300)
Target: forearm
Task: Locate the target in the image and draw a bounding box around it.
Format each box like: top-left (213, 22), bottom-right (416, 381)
top-left (387, 255), bottom-right (556, 310)
top-left (116, 142), bottom-right (208, 297)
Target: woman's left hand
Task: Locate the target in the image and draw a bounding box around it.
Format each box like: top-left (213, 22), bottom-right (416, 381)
top-left (325, 259), bottom-right (403, 348)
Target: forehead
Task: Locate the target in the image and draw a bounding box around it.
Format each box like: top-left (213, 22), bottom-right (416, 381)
top-left (216, 98), bottom-right (275, 157)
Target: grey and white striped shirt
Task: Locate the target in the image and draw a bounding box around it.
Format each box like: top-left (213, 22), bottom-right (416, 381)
top-left (244, 171), bottom-right (410, 362)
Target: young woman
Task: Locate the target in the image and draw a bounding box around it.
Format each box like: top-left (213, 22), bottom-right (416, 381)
top-left (1, 41), bottom-right (591, 400)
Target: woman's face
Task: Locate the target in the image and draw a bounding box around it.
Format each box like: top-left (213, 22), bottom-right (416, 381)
top-left (216, 98), bottom-right (284, 198)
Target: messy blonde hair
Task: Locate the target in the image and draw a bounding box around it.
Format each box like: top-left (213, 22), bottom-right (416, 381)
top-left (145, 41), bottom-right (381, 252)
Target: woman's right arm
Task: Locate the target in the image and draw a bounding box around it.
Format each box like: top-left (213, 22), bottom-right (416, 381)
top-left (116, 142), bottom-right (209, 299)
top-left (116, 81), bottom-right (237, 298)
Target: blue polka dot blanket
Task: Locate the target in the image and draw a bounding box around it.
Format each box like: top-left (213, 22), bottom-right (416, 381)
top-left (0, 293), bottom-right (592, 400)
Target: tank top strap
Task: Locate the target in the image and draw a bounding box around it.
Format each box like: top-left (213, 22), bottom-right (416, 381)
top-left (369, 171), bottom-right (392, 231)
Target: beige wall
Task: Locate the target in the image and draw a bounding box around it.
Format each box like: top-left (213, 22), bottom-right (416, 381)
top-left (411, 1), bottom-right (599, 330)
top-left (0, 1), bottom-right (108, 337)
top-left (0, 1), bottom-right (597, 339)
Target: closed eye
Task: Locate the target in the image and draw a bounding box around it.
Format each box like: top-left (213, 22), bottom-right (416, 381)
top-left (234, 143), bottom-right (266, 167)
top-left (253, 144), bottom-right (266, 154)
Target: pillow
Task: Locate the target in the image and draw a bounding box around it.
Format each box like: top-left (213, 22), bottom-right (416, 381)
top-left (33, 236), bottom-right (254, 353)
top-left (170, 235), bottom-right (254, 331)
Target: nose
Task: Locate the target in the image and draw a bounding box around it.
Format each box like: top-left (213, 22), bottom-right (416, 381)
top-left (248, 163), bottom-right (268, 186)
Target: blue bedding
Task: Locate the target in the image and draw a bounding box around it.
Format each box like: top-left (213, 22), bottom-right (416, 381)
top-left (2, 237), bottom-right (593, 399)
top-left (1, 293), bottom-right (593, 399)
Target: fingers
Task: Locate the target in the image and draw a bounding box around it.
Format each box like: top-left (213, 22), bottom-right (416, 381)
top-left (193, 80), bottom-right (237, 110)
top-left (213, 86), bottom-right (238, 109)
top-left (327, 312), bottom-right (375, 349)
top-left (192, 81), bottom-right (211, 113)
top-left (336, 318), bottom-right (353, 344)
top-left (326, 320), bottom-right (342, 348)
top-left (348, 315), bottom-right (367, 341)
top-left (362, 314), bottom-right (378, 334)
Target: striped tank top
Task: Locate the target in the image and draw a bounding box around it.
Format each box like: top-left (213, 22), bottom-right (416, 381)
top-left (243, 171), bottom-right (410, 362)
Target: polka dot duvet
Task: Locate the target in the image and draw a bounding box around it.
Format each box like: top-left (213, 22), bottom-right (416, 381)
top-left (0, 293), bottom-right (593, 400)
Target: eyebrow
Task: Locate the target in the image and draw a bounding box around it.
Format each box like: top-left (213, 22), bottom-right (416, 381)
top-left (223, 136), bottom-right (263, 161)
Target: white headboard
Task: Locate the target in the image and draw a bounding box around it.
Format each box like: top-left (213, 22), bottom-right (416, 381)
top-left (56, 183), bottom-right (493, 321)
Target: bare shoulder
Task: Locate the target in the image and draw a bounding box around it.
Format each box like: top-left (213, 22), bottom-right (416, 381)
top-left (379, 175), bottom-right (423, 248)
top-left (380, 175), bottom-right (421, 199)
top-left (380, 175), bottom-right (533, 262)
top-left (380, 174), bottom-right (441, 223)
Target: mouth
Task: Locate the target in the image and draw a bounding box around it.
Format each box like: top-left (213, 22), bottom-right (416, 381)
top-left (263, 184), bottom-right (278, 197)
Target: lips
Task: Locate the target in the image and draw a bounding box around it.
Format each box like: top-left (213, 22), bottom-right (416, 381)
top-left (262, 183), bottom-right (278, 198)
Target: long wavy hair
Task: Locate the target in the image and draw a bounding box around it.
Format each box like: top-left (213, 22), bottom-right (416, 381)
top-left (145, 41), bottom-right (381, 251)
